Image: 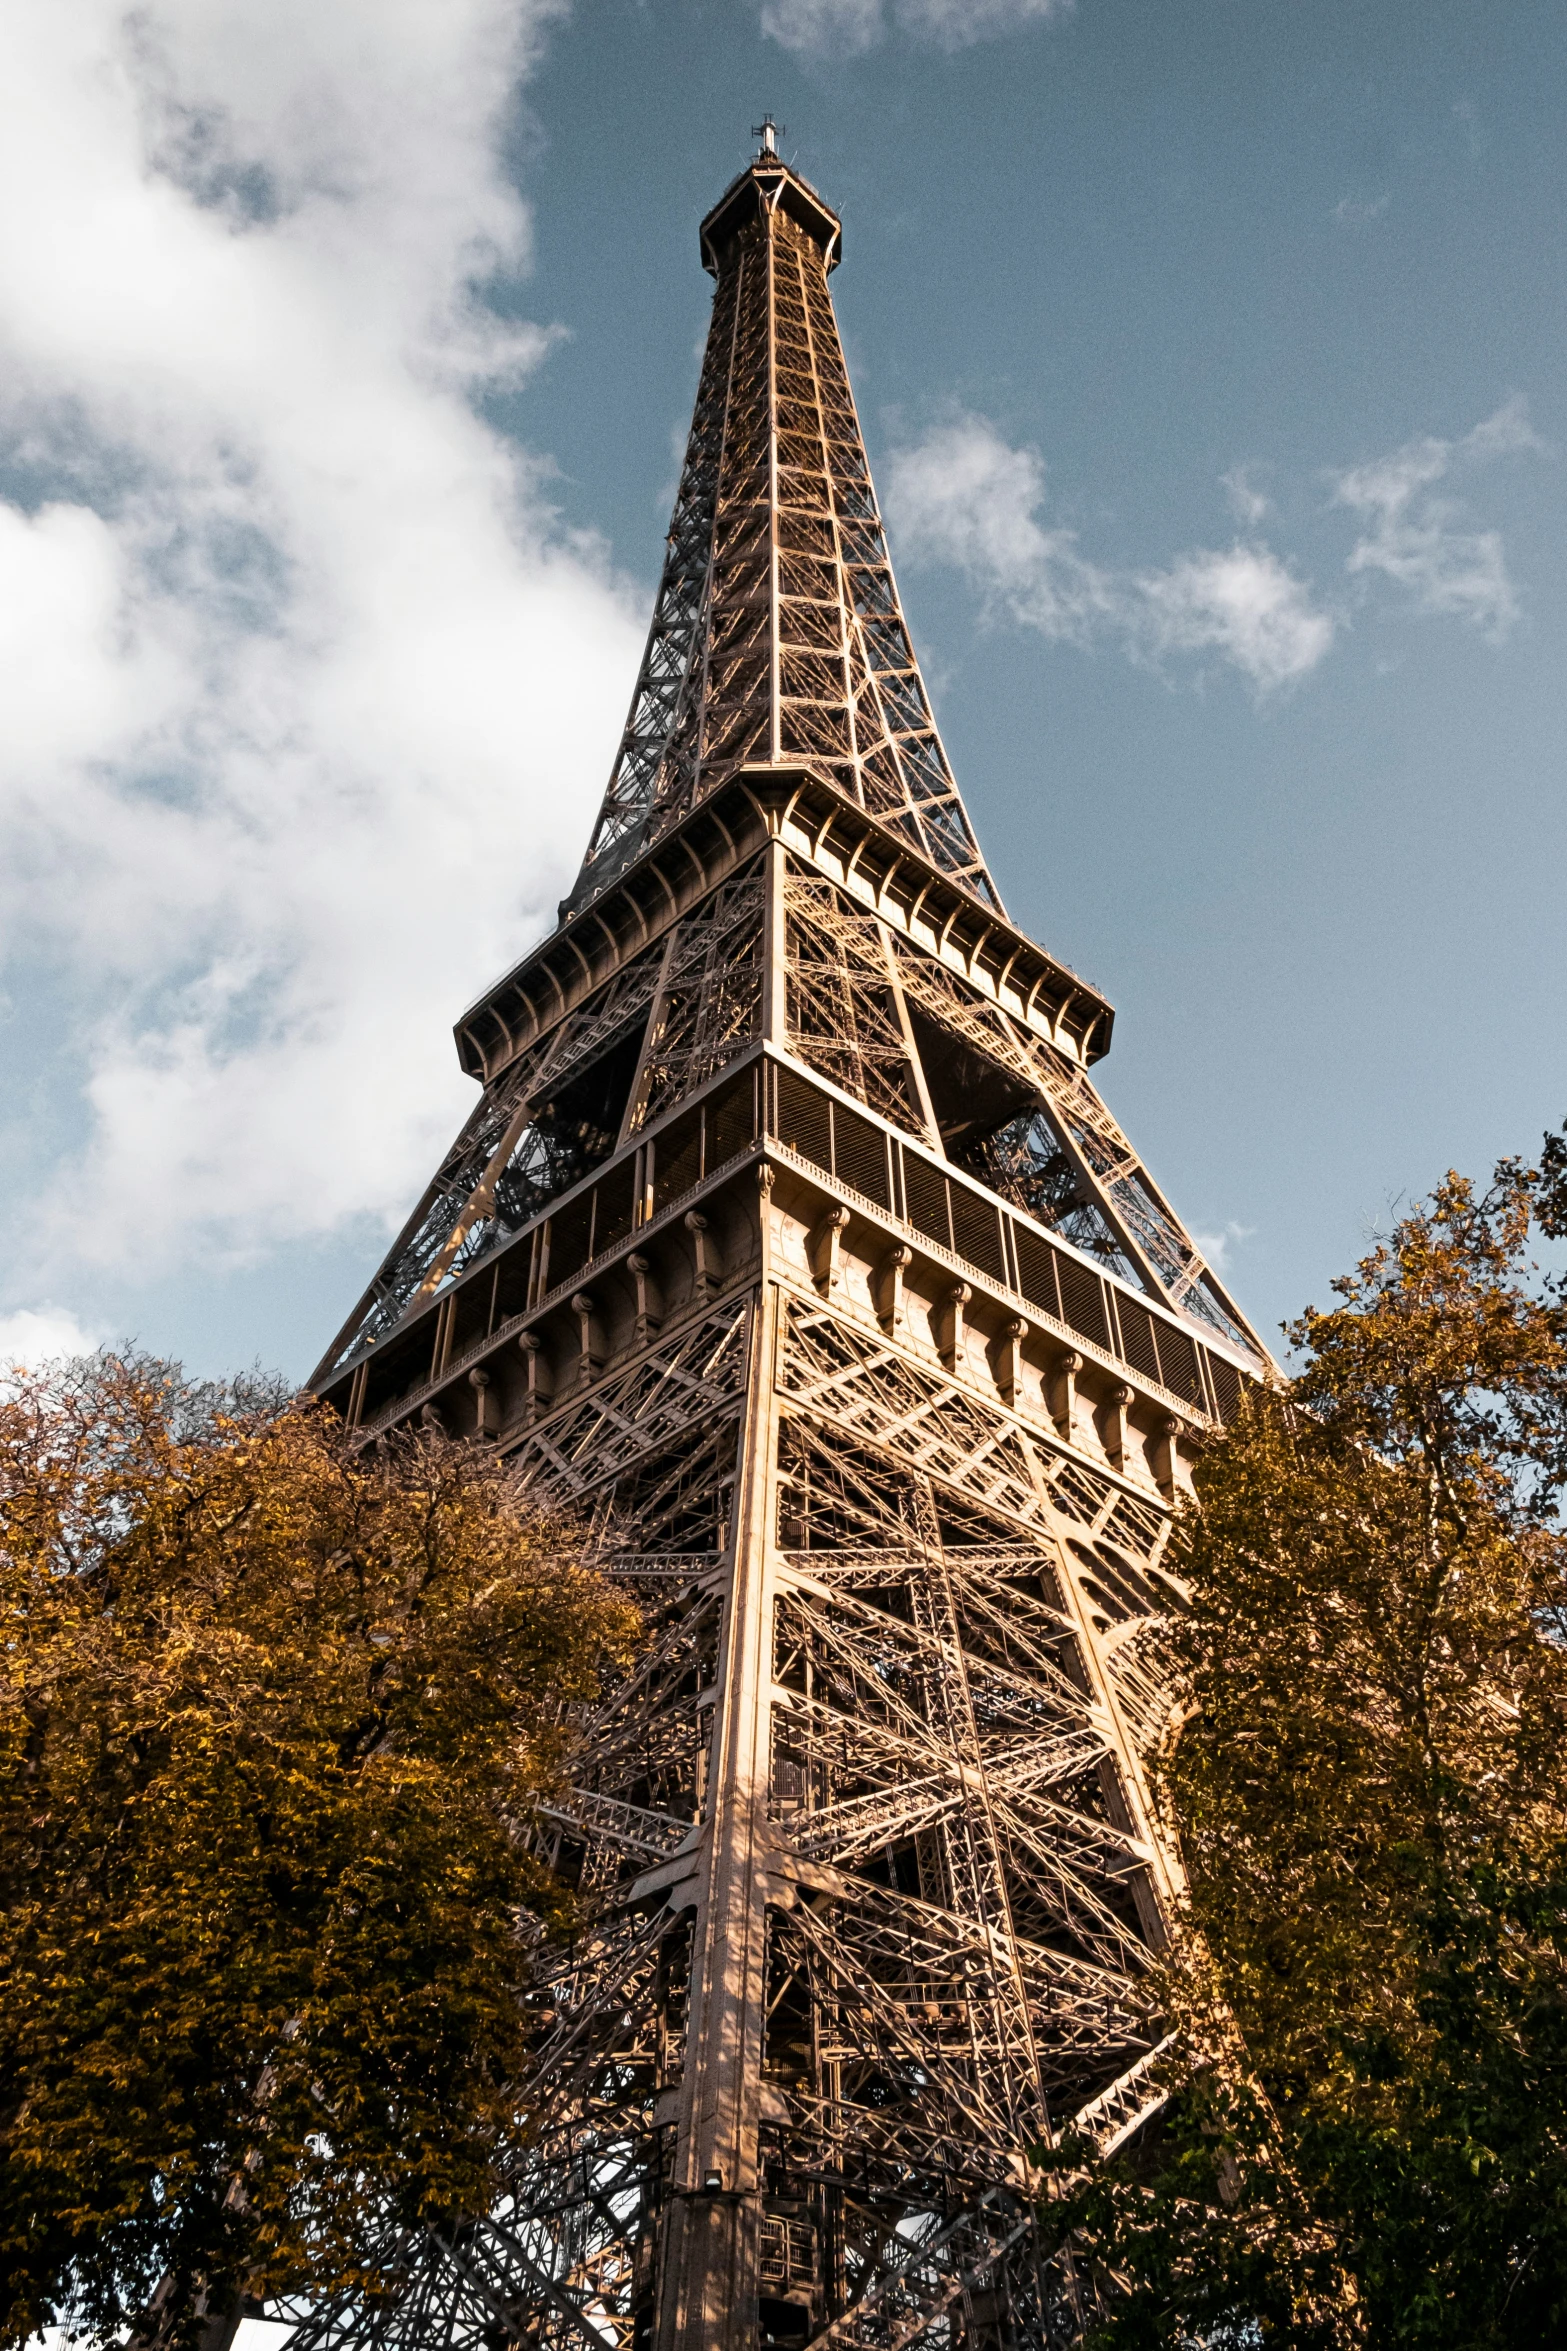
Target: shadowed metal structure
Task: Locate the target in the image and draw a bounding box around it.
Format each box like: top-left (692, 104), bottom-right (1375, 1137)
top-left (294, 134), bottom-right (1270, 2351)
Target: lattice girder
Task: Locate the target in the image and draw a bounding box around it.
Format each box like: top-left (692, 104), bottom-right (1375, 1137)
top-left (299, 1209), bottom-right (1193, 2348)
top-left (566, 154), bottom-right (1000, 916)
top-left (326, 814), bottom-right (1260, 1405)
top-left (297, 133), bottom-right (1281, 2351)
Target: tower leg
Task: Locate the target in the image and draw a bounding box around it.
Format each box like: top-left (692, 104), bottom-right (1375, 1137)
top-left (657, 1247), bottom-right (778, 2351)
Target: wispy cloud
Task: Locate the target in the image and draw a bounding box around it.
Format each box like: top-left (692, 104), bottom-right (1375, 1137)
top-left (1333, 192), bottom-right (1390, 224)
top-left (1453, 98), bottom-right (1485, 160)
top-left (1136, 545), bottom-right (1334, 688)
top-left (883, 415), bottom-right (1114, 641)
top-left (1222, 464), bottom-right (1272, 526)
top-left (0, 1), bottom-right (641, 1325)
top-left (884, 412), bottom-right (1333, 694)
top-left (885, 401), bottom-right (1547, 691)
top-left (1330, 397), bottom-right (1545, 637)
top-left (1190, 1222), bottom-right (1254, 1275)
top-left (759, 0), bottom-right (1069, 60)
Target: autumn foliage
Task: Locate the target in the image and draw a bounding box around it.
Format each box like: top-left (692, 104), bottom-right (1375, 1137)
top-left (0, 1356), bottom-right (637, 2348)
top-left (8, 1148), bottom-right (1567, 2347)
top-left (1048, 1150), bottom-right (1567, 2345)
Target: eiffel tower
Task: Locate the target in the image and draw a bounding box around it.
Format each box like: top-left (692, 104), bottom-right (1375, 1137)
top-left (293, 126), bottom-right (1270, 2351)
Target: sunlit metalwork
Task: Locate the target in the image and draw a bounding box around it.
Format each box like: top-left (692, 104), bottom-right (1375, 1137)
top-left (296, 135), bottom-right (1272, 2351)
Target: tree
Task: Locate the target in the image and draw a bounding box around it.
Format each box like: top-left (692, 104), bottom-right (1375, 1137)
top-left (1047, 1152), bottom-right (1567, 2345)
top-left (0, 1352), bottom-right (638, 2351)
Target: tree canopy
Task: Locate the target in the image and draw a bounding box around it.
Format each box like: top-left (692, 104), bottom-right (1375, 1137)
top-left (0, 1353), bottom-right (637, 2350)
top-left (1048, 1147), bottom-right (1567, 2346)
top-left (10, 1149), bottom-right (1567, 2348)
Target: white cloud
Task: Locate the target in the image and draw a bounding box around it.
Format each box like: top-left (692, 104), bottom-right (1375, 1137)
top-left (1136, 544), bottom-right (1334, 689)
top-left (884, 411), bottom-right (1333, 694)
top-left (761, 0), bottom-right (883, 55)
top-left (888, 402), bottom-right (1546, 691)
top-left (882, 415), bottom-right (1115, 641)
top-left (0, 1304), bottom-right (104, 1369)
top-left (0, 2), bottom-right (643, 1318)
top-left (1330, 397), bottom-right (1545, 637)
top-left (760, 0), bottom-right (1069, 59)
top-left (1222, 463), bottom-right (1271, 526)
top-left (1189, 1222), bottom-right (1254, 1275)
top-left (1333, 192), bottom-right (1390, 224)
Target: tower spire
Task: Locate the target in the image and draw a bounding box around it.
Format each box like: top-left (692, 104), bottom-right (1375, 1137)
top-left (291, 146), bottom-right (1273, 2351)
top-left (564, 143), bottom-right (1001, 920)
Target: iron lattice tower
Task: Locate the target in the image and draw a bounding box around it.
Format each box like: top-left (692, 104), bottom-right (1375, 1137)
top-left (294, 141), bottom-right (1270, 2351)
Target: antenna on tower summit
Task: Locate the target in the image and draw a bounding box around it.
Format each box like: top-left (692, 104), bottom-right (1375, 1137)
top-left (751, 112), bottom-right (781, 158)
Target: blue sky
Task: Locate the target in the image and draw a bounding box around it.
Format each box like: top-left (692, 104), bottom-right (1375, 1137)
top-left (1, 0), bottom-right (1563, 1380)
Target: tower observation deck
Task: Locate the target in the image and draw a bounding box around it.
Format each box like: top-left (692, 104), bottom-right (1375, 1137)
top-left (295, 134), bottom-right (1270, 2351)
